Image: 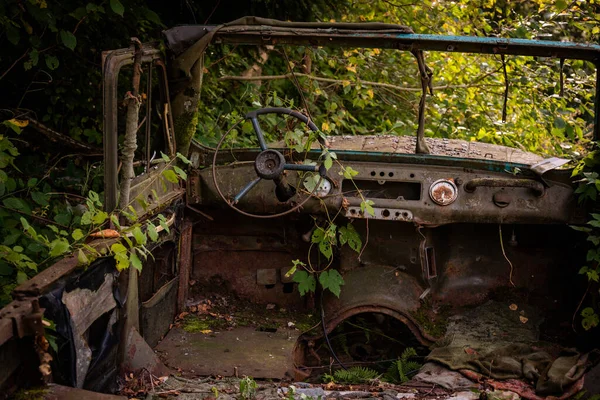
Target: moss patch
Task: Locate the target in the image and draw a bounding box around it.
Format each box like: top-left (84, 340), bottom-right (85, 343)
top-left (13, 387), bottom-right (47, 400)
top-left (410, 300), bottom-right (449, 338)
top-left (182, 314), bottom-right (228, 333)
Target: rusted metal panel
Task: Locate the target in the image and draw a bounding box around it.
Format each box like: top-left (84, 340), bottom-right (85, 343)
top-left (0, 338), bottom-right (21, 390)
top-left (122, 327), bottom-right (169, 377)
top-left (177, 220), bottom-right (193, 314)
top-left (193, 234), bottom-right (288, 252)
top-left (256, 269), bottom-right (278, 285)
top-left (141, 277), bottom-right (178, 347)
top-left (208, 25), bottom-right (600, 61)
top-left (0, 318), bottom-right (11, 347)
top-left (322, 265), bottom-right (430, 341)
top-left (0, 299), bottom-right (33, 339)
top-left (195, 160), bottom-right (579, 225)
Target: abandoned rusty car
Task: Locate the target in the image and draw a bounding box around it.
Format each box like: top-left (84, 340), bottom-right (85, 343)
top-left (1, 17), bottom-right (599, 399)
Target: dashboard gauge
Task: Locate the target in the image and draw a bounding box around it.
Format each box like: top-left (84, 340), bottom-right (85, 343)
top-left (429, 179), bottom-right (458, 206)
top-left (303, 176), bottom-right (332, 197)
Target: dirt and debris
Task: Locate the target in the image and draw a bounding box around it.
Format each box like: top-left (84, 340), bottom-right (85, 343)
top-left (118, 374), bottom-right (536, 400)
top-left (171, 282), bottom-right (319, 335)
top-left (118, 290), bottom-right (598, 399)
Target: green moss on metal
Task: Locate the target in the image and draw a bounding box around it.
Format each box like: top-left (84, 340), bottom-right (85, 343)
top-left (410, 300), bottom-right (449, 338)
top-left (174, 109), bottom-right (198, 157)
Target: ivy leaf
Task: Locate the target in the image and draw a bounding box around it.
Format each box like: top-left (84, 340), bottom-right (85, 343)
top-left (319, 241), bottom-right (333, 259)
top-left (45, 55), bottom-right (59, 70)
top-left (16, 271), bottom-right (28, 284)
top-left (162, 169), bottom-right (179, 183)
top-left (3, 197), bottom-right (24, 210)
top-left (31, 191), bottom-right (49, 206)
top-left (360, 200), bottom-right (375, 217)
top-left (110, 214), bottom-right (121, 230)
top-left (132, 226), bottom-right (147, 246)
top-left (324, 154), bottom-right (333, 170)
top-left (48, 238), bottom-right (70, 257)
top-left (342, 166), bottom-right (359, 179)
top-left (147, 221), bottom-right (158, 242)
top-left (71, 229), bottom-right (84, 241)
top-left (319, 270), bottom-right (345, 298)
top-left (158, 214), bottom-right (170, 233)
top-left (311, 227), bottom-right (325, 243)
top-left (111, 242), bottom-right (127, 254)
top-left (173, 165), bottom-right (187, 181)
top-left (129, 252), bottom-right (142, 272)
top-left (176, 152), bottom-right (192, 165)
top-left (160, 152), bottom-right (170, 163)
top-left (110, 0), bottom-right (125, 16)
top-left (114, 252), bottom-right (129, 271)
top-left (111, 242), bottom-right (129, 271)
top-left (339, 223), bottom-right (362, 253)
top-left (292, 270), bottom-right (316, 296)
top-left (77, 249), bottom-right (89, 266)
top-left (81, 211), bottom-right (93, 225)
top-left (581, 307), bottom-right (599, 330)
top-left (60, 30), bottom-right (77, 50)
top-left (92, 211), bottom-right (108, 225)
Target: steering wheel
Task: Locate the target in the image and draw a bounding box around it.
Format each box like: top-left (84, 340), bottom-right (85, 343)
top-left (212, 107), bottom-right (326, 219)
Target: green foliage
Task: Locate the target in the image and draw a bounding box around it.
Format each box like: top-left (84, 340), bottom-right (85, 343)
top-left (0, 147), bottom-right (187, 306)
top-left (338, 223), bottom-right (361, 253)
top-left (196, 1), bottom-right (599, 161)
top-left (330, 366), bottom-right (379, 384)
top-left (292, 269), bottom-right (316, 296)
top-left (318, 269), bottom-right (344, 298)
top-left (239, 376), bottom-right (258, 400)
top-left (581, 307), bottom-right (599, 331)
top-left (572, 147), bottom-right (600, 330)
top-left (383, 347), bottom-right (422, 384)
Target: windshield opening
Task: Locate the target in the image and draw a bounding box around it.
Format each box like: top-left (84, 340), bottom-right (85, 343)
top-left (195, 42), bottom-right (596, 163)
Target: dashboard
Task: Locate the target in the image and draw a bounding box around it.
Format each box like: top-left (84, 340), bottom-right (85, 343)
top-left (189, 160), bottom-right (581, 226)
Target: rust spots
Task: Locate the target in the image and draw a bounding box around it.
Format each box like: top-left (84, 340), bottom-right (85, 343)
top-left (429, 179), bottom-right (458, 206)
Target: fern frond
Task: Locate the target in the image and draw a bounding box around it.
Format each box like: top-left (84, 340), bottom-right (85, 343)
top-left (404, 361), bottom-right (422, 373)
top-left (401, 347), bottom-right (417, 361)
top-left (382, 347), bottom-right (422, 384)
top-left (333, 366), bottom-right (379, 384)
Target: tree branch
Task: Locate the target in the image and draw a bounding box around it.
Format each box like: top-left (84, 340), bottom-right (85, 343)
top-left (24, 116), bottom-right (101, 153)
top-left (219, 72), bottom-right (502, 92)
top-left (118, 38), bottom-right (143, 210)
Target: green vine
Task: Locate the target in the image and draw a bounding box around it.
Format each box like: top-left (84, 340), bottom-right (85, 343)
top-left (571, 146), bottom-right (600, 330)
top-left (284, 126), bottom-right (373, 298)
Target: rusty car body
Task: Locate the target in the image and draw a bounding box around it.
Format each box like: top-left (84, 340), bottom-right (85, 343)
top-left (0, 17), bottom-right (597, 398)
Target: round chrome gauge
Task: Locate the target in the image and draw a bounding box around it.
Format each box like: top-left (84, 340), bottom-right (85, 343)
top-left (429, 179), bottom-right (458, 206)
top-left (303, 176), bottom-right (332, 197)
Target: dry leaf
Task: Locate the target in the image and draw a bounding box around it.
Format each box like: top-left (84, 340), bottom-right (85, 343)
top-left (200, 329), bottom-right (212, 334)
top-left (90, 229), bottom-right (120, 238)
top-left (519, 316), bottom-right (529, 324)
top-left (509, 304), bottom-right (518, 311)
top-left (39, 363), bottom-right (52, 376)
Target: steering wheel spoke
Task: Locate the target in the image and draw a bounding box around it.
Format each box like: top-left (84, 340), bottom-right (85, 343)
top-left (233, 176), bottom-right (262, 204)
top-left (250, 117), bottom-right (268, 151)
top-left (284, 163), bottom-right (318, 172)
